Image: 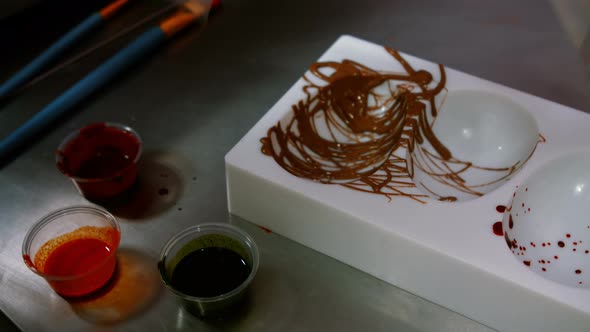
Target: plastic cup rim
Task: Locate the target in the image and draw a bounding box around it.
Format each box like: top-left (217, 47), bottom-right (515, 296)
top-left (55, 122), bottom-right (143, 183)
top-left (22, 205), bottom-right (121, 281)
top-left (158, 222), bottom-right (260, 303)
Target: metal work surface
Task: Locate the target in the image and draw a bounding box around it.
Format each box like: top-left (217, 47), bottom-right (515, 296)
top-left (0, 0), bottom-right (589, 331)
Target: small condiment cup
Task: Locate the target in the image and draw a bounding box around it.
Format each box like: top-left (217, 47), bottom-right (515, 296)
top-left (56, 122), bottom-right (142, 202)
top-left (22, 206), bottom-right (121, 297)
top-left (158, 223), bottom-right (260, 318)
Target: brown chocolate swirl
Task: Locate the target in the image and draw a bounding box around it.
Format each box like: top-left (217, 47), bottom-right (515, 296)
top-left (260, 47), bottom-right (450, 201)
top-left (260, 47), bottom-right (543, 203)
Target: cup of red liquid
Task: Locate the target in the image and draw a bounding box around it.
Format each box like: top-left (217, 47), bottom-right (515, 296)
top-left (56, 123), bottom-right (142, 202)
top-left (22, 206), bottom-right (121, 297)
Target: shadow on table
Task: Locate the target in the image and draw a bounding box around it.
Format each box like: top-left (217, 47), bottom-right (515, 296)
top-left (209, 265), bottom-right (296, 331)
top-left (171, 265), bottom-right (297, 331)
top-left (101, 150), bottom-right (186, 220)
top-left (0, 310), bottom-right (20, 332)
top-left (67, 248), bottom-right (162, 325)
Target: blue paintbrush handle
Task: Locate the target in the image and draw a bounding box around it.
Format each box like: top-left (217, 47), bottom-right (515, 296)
top-left (0, 27), bottom-right (166, 163)
top-left (0, 13), bottom-right (104, 100)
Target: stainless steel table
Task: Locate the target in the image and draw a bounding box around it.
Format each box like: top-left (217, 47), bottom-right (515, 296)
top-left (1, 1), bottom-right (589, 331)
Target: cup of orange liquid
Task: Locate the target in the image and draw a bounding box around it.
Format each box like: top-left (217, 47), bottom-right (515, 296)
top-left (22, 206), bottom-right (121, 297)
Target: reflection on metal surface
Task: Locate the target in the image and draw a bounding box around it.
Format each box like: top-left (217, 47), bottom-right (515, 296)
top-left (104, 150), bottom-right (185, 219)
top-left (68, 248), bottom-right (162, 324)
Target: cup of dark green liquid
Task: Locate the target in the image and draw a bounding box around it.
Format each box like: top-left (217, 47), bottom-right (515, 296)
top-left (158, 223), bottom-right (259, 318)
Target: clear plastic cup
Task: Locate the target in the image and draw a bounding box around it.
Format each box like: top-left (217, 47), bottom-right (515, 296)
top-left (56, 122), bottom-right (143, 202)
top-left (158, 223), bottom-right (259, 318)
top-left (22, 206), bottom-right (121, 297)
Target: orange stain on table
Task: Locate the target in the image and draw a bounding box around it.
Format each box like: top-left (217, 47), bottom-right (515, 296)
top-left (70, 249), bottom-right (162, 324)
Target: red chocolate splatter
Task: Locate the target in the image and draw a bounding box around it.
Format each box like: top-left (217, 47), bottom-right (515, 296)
top-left (566, 234), bottom-right (571, 238)
top-left (542, 268), bottom-right (546, 272)
top-left (505, 233), bottom-right (515, 249)
top-left (496, 205), bottom-right (506, 213)
top-left (576, 269), bottom-right (582, 274)
top-left (524, 261), bottom-right (531, 267)
top-left (492, 222), bottom-right (503, 236)
top-left (509, 214), bottom-right (514, 229)
top-left (554, 255), bottom-right (559, 259)
top-left (558, 241), bottom-right (565, 248)
top-left (258, 226), bottom-right (272, 234)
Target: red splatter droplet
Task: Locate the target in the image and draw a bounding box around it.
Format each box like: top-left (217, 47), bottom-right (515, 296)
top-left (524, 261), bottom-right (531, 267)
top-left (554, 255), bottom-right (559, 259)
top-left (558, 241), bottom-right (565, 248)
top-left (505, 233), bottom-right (514, 249)
top-left (566, 234), bottom-right (571, 238)
top-left (574, 242), bottom-right (578, 246)
top-left (522, 203), bottom-right (525, 207)
top-left (574, 248), bottom-right (577, 252)
top-left (528, 208), bottom-right (531, 212)
top-left (548, 242), bottom-right (551, 246)
top-left (576, 269), bottom-right (582, 274)
top-left (585, 250), bottom-right (589, 254)
top-left (496, 205), bottom-right (506, 213)
top-left (509, 214), bottom-right (514, 229)
top-left (530, 242), bottom-right (536, 247)
top-left (542, 268), bottom-right (546, 272)
top-left (492, 222), bottom-right (503, 236)
top-left (258, 226), bottom-right (272, 234)
top-left (525, 187), bottom-right (528, 192)
top-left (579, 282), bottom-right (583, 285)
top-left (542, 243), bottom-right (546, 247)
